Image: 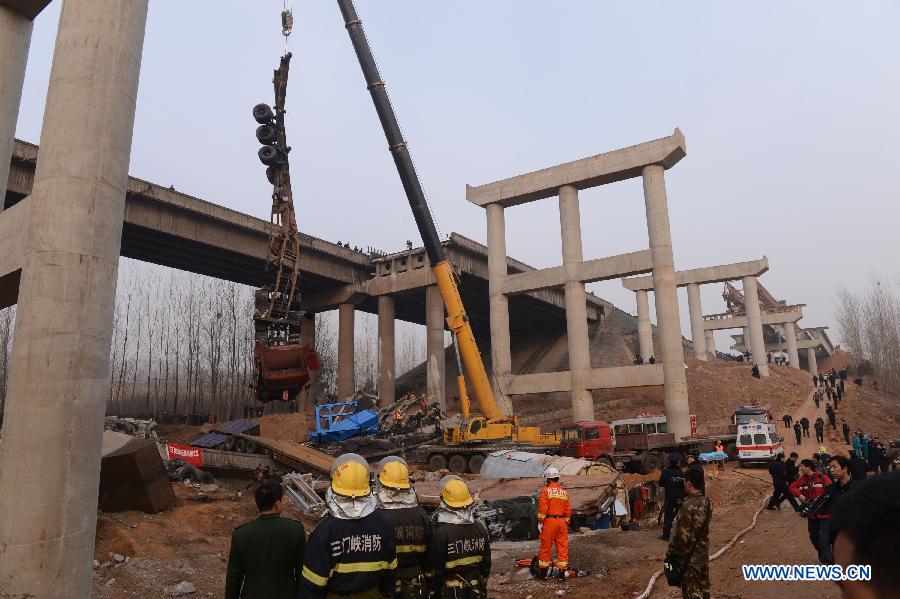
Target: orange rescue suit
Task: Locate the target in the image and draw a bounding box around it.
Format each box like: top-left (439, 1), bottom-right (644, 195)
top-left (537, 481), bottom-right (571, 569)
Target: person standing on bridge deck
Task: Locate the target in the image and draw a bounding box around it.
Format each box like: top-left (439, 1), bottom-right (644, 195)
top-left (649, 355), bottom-right (656, 364)
top-left (814, 418), bottom-right (825, 444)
top-left (794, 421), bottom-right (803, 445)
top-left (634, 353), bottom-right (644, 365)
top-left (841, 420), bottom-right (851, 445)
top-left (800, 416), bottom-right (810, 438)
top-left (766, 453), bottom-right (801, 511)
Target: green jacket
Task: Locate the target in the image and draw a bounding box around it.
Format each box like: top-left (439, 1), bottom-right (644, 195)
top-left (668, 494), bottom-right (712, 571)
top-left (225, 513), bottom-right (307, 599)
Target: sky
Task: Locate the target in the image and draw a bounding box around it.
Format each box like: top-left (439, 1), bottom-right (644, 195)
top-left (14, 0), bottom-right (900, 352)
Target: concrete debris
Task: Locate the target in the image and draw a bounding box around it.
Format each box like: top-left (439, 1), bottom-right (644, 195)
top-left (100, 431), bottom-right (176, 514)
top-left (104, 416), bottom-right (161, 442)
top-left (164, 581), bottom-right (197, 596)
top-left (112, 554), bottom-right (125, 563)
top-left (105, 577), bottom-right (116, 587)
top-left (93, 560), bottom-right (100, 568)
top-left (165, 458), bottom-right (215, 485)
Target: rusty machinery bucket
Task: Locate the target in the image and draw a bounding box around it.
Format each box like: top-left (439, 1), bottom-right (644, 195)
top-left (254, 341), bottom-right (319, 402)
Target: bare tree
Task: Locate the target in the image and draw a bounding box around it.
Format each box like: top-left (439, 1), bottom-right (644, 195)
top-left (0, 306), bottom-right (16, 424)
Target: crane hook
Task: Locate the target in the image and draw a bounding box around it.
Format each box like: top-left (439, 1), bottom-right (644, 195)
top-left (281, 10), bottom-right (294, 37)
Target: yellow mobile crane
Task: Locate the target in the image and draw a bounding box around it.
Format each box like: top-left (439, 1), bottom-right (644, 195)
top-left (336, 1), bottom-right (558, 471)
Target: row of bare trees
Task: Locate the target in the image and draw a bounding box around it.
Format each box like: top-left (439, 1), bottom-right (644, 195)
top-left (0, 260), bottom-right (428, 424)
top-left (835, 275), bottom-right (900, 393)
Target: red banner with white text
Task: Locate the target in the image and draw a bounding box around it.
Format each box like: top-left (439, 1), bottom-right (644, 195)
top-left (165, 444), bottom-right (203, 467)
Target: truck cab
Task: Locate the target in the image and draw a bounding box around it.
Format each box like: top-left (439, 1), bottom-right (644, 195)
top-left (736, 422), bottom-right (783, 465)
top-left (559, 421), bottom-right (613, 460)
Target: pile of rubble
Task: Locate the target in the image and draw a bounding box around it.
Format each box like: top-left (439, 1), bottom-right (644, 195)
top-left (104, 416), bottom-right (161, 442)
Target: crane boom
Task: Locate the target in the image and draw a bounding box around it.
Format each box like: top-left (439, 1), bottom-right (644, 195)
top-left (336, 0), bottom-right (502, 419)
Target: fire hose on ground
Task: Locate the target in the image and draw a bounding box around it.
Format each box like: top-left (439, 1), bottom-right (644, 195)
top-left (634, 488), bottom-right (769, 598)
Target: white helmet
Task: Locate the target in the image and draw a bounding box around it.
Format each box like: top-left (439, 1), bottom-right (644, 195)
top-left (544, 467), bottom-right (560, 479)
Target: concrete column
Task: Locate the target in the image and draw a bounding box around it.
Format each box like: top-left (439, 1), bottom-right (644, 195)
top-left (635, 289), bottom-right (654, 360)
top-left (742, 327), bottom-right (750, 353)
top-left (806, 347), bottom-right (818, 375)
top-left (0, 6), bottom-right (32, 214)
top-left (486, 203), bottom-right (512, 412)
top-left (337, 303), bottom-right (355, 398)
top-left (783, 323), bottom-right (800, 369)
top-left (742, 276), bottom-right (769, 377)
top-left (686, 283), bottom-right (707, 361)
top-left (642, 165), bottom-right (690, 440)
top-left (559, 185), bottom-right (593, 422)
top-left (704, 330), bottom-right (716, 360)
top-left (377, 295), bottom-right (395, 408)
top-left (425, 285), bottom-right (446, 410)
top-left (0, 0), bottom-right (148, 595)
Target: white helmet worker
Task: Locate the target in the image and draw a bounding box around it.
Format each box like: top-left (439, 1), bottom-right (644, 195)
top-left (544, 467), bottom-right (560, 480)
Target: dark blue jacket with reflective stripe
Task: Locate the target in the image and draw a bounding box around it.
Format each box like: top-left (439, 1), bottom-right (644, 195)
top-left (300, 511), bottom-right (397, 598)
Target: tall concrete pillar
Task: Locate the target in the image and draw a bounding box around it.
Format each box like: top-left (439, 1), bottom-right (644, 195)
top-left (742, 327), bottom-right (750, 353)
top-left (642, 165), bottom-right (690, 440)
top-left (686, 283), bottom-right (707, 361)
top-left (377, 295), bottom-right (395, 408)
top-left (0, 0), bottom-right (149, 595)
top-left (486, 203), bottom-right (513, 413)
top-left (783, 323), bottom-right (800, 369)
top-left (0, 6), bottom-right (32, 215)
top-left (559, 185), bottom-right (593, 422)
top-left (425, 285), bottom-right (446, 410)
top-left (337, 303), bottom-right (356, 398)
top-left (742, 276), bottom-right (769, 377)
top-left (635, 289), bottom-right (654, 360)
top-left (704, 330), bottom-right (716, 360)
top-left (806, 347), bottom-right (818, 375)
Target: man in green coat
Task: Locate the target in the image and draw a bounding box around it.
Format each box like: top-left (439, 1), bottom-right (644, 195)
top-left (226, 480), bottom-right (306, 599)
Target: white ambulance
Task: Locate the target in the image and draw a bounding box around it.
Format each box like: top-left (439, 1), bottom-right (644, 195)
top-left (737, 422), bottom-right (783, 466)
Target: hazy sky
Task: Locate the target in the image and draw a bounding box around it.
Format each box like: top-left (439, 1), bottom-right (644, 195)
top-left (14, 1), bottom-right (900, 351)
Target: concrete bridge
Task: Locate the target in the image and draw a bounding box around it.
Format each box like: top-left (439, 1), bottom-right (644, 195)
top-left (3, 138), bottom-right (607, 331)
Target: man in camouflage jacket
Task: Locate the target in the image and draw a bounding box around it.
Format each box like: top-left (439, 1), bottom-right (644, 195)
top-left (666, 467), bottom-right (712, 599)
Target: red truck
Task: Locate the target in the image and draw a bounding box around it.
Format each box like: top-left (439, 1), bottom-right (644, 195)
top-left (559, 415), bottom-right (738, 474)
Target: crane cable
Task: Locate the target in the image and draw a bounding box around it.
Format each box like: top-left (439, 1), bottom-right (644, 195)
top-left (281, 0), bottom-right (294, 52)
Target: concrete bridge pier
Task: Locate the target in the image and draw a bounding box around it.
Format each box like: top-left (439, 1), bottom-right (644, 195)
top-left (704, 329), bottom-right (716, 359)
top-left (642, 165), bottom-right (691, 439)
top-left (0, 0), bottom-right (149, 595)
top-left (742, 275), bottom-right (769, 377)
top-left (783, 323), bottom-right (800, 369)
top-left (635, 289), bottom-right (654, 360)
top-left (377, 295), bottom-right (395, 408)
top-left (337, 302), bottom-right (356, 398)
top-left (0, 5), bottom-right (32, 215)
top-left (559, 185), bottom-right (594, 422)
top-left (686, 282), bottom-right (707, 360)
top-left (806, 347), bottom-right (819, 375)
top-left (486, 203), bottom-right (512, 412)
top-left (425, 285), bottom-right (446, 410)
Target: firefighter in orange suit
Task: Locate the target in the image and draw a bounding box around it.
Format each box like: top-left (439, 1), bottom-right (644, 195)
top-left (536, 467), bottom-right (571, 578)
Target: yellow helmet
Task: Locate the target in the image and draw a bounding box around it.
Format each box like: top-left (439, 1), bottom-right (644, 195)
top-left (440, 476), bottom-right (473, 508)
top-left (331, 453), bottom-right (372, 498)
top-left (378, 457), bottom-right (411, 490)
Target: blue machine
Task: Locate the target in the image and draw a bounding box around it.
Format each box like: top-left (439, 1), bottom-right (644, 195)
top-left (308, 401), bottom-right (378, 445)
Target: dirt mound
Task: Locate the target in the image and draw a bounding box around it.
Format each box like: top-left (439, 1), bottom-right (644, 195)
top-left (253, 412), bottom-right (311, 442)
top-left (817, 346), bottom-right (852, 373)
top-left (831, 382), bottom-right (900, 444)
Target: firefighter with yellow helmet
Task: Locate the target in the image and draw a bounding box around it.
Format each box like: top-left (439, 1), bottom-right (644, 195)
top-left (375, 456), bottom-right (433, 598)
top-left (301, 453), bottom-right (397, 598)
top-left (429, 476), bottom-right (491, 598)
